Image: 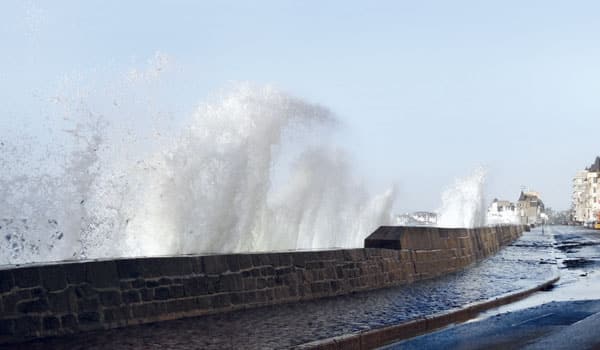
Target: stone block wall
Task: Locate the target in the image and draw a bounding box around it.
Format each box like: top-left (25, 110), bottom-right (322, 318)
top-left (0, 225), bottom-right (524, 344)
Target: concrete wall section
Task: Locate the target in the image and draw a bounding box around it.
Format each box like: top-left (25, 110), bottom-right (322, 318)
top-left (0, 225), bottom-right (524, 344)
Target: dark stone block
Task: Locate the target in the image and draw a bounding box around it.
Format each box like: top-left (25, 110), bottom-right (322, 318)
top-left (277, 253), bottom-right (293, 267)
top-left (63, 263), bottom-right (86, 284)
top-left (226, 255), bottom-right (240, 272)
top-left (48, 290), bottom-right (76, 313)
top-left (158, 277), bottom-right (172, 286)
top-left (86, 261), bottom-right (119, 288)
top-left (310, 281), bottom-right (331, 294)
top-left (207, 276), bottom-right (219, 293)
top-left (2, 292), bottom-right (20, 315)
top-left (0, 270), bottom-right (14, 293)
top-left (137, 259), bottom-right (161, 278)
top-left (292, 252), bottom-right (311, 268)
top-left (170, 285), bottom-right (185, 298)
top-left (266, 277), bottom-right (276, 288)
top-left (243, 291), bottom-right (257, 304)
top-left (242, 278), bottom-right (257, 290)
top-left (31, 287), bottom-right (45, 298)
top-left (275, 266), bottom-right (293, 276)
top-left (13, 267), bottom-right (40, 288)
top-left (195, 296), bottom-right (212, 309)
top-left (131, 278), bottom-right (145, 289)
top-left (343, 249), bottom-right (366, 261)
top-left (78, 297), bottom-right (100, 312)
top-left (140, 288), bottom-right (154, 301)
top-left (43, 316), bottom-right (60, 331)
top-left (17, 298), bottom-right (49, 313)
top-left (131, 303), bottom-right (153, 318)
top-left (182, 277), bottom-right (207, 297)
top-left (203, 256), bottom-right (228, 274)
top-left (260, 266), bottom-right (275, 276)
top-left (154, 287), bottom-right (170, 300)
top-left (211, 294), bottom-right (231, 308)
top-left (230, 292), bottom-right (244, 305)
top-left (74, 284), bottom-right (96, 298)
top-left (61, 314), bottom-right (77, 330)
top-left (265, 289), bottom-right (275, 301)
top-left (190, 257), bottom-right (203, 274)
top-left (0, 319), bottom-right (15, 336)
top-left (142, 257), bottom-right (191, 278)
top-left (104, 306), bottom-right (130, 323)
top-left (146, 280), bottom-right (160, 288)
top-left (169, 257), bottom-right (193, 275)
top-left (166, 298), bottom-right (195, 313)
top-left (122, 290), bottom-right (140, 304)
top-left (78, 311), bottom-right (101, 326)
top-left (116, 259), bottom-right (144, 279)
top-left (255, 290), bottom-right (267, 304)
top-left (219, 274), bottom-right (243, 292)
top-left (237, 255), bottom-right (253, 270)
top-left (14, 316), bottom-right (41, 335)
top-left (39, 265), bottom-right (67, 292)
top-left (99, 290), bottom-right (122, 306)
top-left (251, 254), bottom-right (272, 267)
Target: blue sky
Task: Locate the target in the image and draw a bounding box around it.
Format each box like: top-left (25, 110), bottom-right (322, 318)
top-left (2, 1), bottom-right (600, 211)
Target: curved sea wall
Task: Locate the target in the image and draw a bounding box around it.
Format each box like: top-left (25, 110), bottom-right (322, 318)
top-left (0, 225), bottom-right (524, 344)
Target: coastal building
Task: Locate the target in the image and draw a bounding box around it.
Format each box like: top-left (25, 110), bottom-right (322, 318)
top-left (486, 198), bottom-right (518, 225)
top-left (395, 211), bottom-right (437, 226)
top-left (572, 170), bottom-right (589, 223)
top-left (571, 157), bottom-right (600, 224)
top-left (517, 191), bottom-right (545, 225)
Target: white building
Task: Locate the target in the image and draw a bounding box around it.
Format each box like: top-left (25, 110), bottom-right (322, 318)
top-left (572, 157), bottom-right (600, 224)
top-left (395, 211), bottom-right (437, 226)
top-left (486, 198), bottom-right (519, 225)
top-left (572, 170), bottom-right (589, 223)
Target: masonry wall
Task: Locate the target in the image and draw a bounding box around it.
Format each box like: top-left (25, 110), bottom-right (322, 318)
top-left (0, 225), bottom-right (524, 344)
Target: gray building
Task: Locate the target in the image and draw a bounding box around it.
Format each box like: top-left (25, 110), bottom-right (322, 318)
top-left (517, 191), bottom-right (545, 225)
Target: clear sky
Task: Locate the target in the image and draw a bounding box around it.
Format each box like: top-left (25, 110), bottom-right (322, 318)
top-left (1, 0), bottom-right (600, 212)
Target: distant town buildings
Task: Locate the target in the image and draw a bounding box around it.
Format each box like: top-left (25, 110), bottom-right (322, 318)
top-left (571, 156), bottom-right (600, 224)
top-left (395, 211), bottom-right (437, 226)
top-left (517, 191), bottom-right (545, 225)
top-left (485, 191), bottom-right (546, 226)
top-left (486, 198), bottom-right (518, 225)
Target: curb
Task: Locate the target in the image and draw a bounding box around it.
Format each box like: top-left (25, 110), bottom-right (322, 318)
top-left (294, 275), bottom-right (560, 350)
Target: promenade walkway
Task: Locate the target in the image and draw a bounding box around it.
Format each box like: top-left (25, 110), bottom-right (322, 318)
top-left (386, 225), bottom-right (600, 349)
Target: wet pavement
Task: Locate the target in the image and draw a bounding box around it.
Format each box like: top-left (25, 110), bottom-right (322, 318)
top-left (476, 225), bottom-right (600, 316)
top-left (383, 299), bottom-right (600, 350)
top-left (1, 228), bottom-right (558, 350)
top-left (387, 225), bottom-right (600, 350)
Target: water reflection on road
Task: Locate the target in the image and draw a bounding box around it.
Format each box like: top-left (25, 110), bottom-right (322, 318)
top-left (478, 225), bottom-right (600, 318)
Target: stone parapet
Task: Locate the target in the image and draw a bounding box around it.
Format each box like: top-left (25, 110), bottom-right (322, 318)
top-left (0, 225), bottom-right (524, 344)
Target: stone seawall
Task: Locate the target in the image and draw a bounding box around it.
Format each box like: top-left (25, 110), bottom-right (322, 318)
top-left (0, 225), bottom-right (524, 344)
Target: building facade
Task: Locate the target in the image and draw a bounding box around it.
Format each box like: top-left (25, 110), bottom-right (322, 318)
top-left (517, 191), bottom-right (545, 225)
top-left (572, 157), bottom-right (600, 224)
top-left (486, 198), bottom-right (518, 225)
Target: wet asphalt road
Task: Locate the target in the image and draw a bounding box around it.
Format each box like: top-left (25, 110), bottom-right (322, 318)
top-left (1, 227), bottom-right (558, 350)
top-left (385, 225), bottom-right (600, 350)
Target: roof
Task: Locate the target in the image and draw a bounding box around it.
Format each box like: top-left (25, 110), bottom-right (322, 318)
top-left (518, 191), bottom-right (542, 202)
top-left (588, 156), bottom-right (600, 172)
